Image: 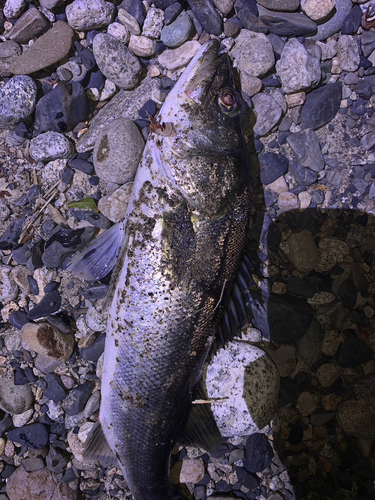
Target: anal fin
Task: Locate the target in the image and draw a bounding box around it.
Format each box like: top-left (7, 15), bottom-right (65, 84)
top-left (83, 421), bottom-right (118, 466)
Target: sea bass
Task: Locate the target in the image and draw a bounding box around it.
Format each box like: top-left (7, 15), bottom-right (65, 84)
top-left (78, 40), bottom-right (251, 499)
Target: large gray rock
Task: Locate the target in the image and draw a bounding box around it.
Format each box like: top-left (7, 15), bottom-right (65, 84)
top-left (8, 8), bottom-right (50, 44)
top-left (93, 118), bottom-right (144, 183)
top-left (66, 0), bottom-right (115, 30)
top-left (205, 342), bottom-right (279, 437)
top-left (93, 33), bottom-right (142, 89)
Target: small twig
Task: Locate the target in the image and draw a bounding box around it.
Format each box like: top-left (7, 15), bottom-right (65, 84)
top-left (192, 398), bottom-right (229, 404)
top-left (213, 278), bottom-right (227, 313)
top-left (32, 169), bottom-right (38, 185)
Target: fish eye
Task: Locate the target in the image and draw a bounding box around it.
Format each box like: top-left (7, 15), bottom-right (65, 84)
top-left (218, 88), bottom-right (242, 116)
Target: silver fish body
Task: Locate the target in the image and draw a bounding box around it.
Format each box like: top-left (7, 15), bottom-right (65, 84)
top-left (99, 40), bottom-right (251, 499)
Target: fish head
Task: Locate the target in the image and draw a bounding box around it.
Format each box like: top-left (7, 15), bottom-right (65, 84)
top-left (154, 40), bottom-right (248, 215)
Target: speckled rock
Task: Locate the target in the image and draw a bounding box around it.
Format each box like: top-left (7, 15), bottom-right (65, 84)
top-left (128, 34), bottom-right (156, 57)
top-left (335, 34), bottom-right (360, 72)
top-left (308, 0), bottom-right (352, 40)
top-left (316, 363), bottom-right (342, 387)
top-left (337, 399), bottom-right (375, 438)
top-left (0, 375), bottom-right (33, 414)
top-left (142, 6), bottom-right (164, 38)
top-left (66, 0), bottom-right (115, 30)
top-left (205, 342), bottom-right (279, 437)
top-left (3, 0), bottom-right (26, 19)
top-left (98, 182), bottom-right (133, 222)
top-left (158, 40), bottom-right (201, 70)
top-left (0, 265), bottom-right (18, 302)
top-left (93, 118), bottom-right (144, 184)
top-left (0, 75), bottom-right (37, 128)
top-left (231, 29), bottom-right (275, 78)
top-left (21, 322), bottom-right (74, 362)
top-left (93, 33), bottom-right (142, 89)
top-left (276, 38), bottom-right (321, 93)
top-left (9, 21), bottom-right (74, 75)
top-left (301, 0), bottom-right (336, 21)
top-left (29, 132), bottom-right (74, 162)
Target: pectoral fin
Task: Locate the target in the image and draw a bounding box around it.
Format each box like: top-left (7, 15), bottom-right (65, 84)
top-left (83, 420), bottom-right (118, 466)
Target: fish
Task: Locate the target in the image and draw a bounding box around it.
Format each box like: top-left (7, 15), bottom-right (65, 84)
top-left (70, 39), bottom-right (252, 500)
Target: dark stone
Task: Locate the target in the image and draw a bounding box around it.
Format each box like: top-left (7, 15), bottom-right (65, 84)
top-left (79, 333), bottom-right (106, 362)
top-left (83, 284), bottom-right (109, 301)
top-left (27, 185), bottom-right (41, 206)
top-left (235, 0), bottom-right (267, 33)
top-left (336, 336), bottom-right (373, 367)
top-left (27, 290), bottom-right (61, 320)
top-left (68, 157), bottom-right (94, 175)
top-left (34, 81), bottom-right (91, 134)
top-left (249, 291), bottom-right (314, 343)
top-left (236, 467), bottom-right (260, 490)
top-left (259, 152), bottom-right (289, 185)
top-left (152, 0), bottom-right (179, 9)
top-left (46, 312), bottom-right (73, 335)
top-left (24, 367), bottom-right (37, 383)
top-left (341, 5), bottom-right (362, 34)
top-left (354, 75), bottom-right (375, 100)
top-left (187, 0), bottom-right (222, 35)
top-left (42, 225), bottom-right (95, 268)
top-left (278, 377), bottom-right (299, 407)
top-left (27, 275), bottom-right (39, 295)
top-left (288, 160), bottom-right (318, 186)
top-left (288, 424), bottom-right (304, 445)
top-left (119, 0), bottom-right (145, 25)
top-left (361, 30), bottom-right (375, 58)
top-left (7, 423), bottom-right (49, 449)
top-left (8, 310), bottom-right (28, 330)
top-left (338, 280), bottom-right (357, 308)
top-left (164, 2), bottom-right (182, 24)
top-left (62, 381), bottom-right (94, 416)
top-left (60, 166), bottom-right (74, 184)
top-left (69, 210), bottom-right (111, 230)
top-left (46, 446), bottom-right (69, 474)
top-left (86, 68), bottom-right (105, 90)
top-left (0, 464), bottom-right (16, 479)
top-left (0, 416), bottom-right (13, 438)
top-left (300, 82), bottom-right (342, 130)
top-left (0, 217), bottom-right (25, 250)
top-left (286, 275), bottom-right (317, 298)
top-left (259, 7), bottom-right (317, 36)
top-left (244, 433), bottom-right (273, 473)
top-left (139, 99), bottom-right (157, 118)
top-left (78, 48), bottom-right (96, 71)
top-left (44, 374), bottom-right (66, 402)
top-left (13, 367), bottom-right (29, 386)
top-left (44, 281), bottom-right (60, 293)
top-left (60, 467), bottom-right (78, 484)
top-left (89, 176), bottom-right (100, 186)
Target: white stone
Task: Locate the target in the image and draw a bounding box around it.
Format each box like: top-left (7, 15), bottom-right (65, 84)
top-left (66, 0), bottom-right (115, 31)
top-left (0, 265), bottom-right (18, 302)
top-left (142, 7), bottom-right (164, 39)
top-left (129, 34), bottom-right (156, 58)
top-left (4, 0), bottom-right (26, 19)
top-left (231, 29), bottom-right (275, 78)
top-left (301, 0), bottom-right (336, 20)
top-left (158, 41), bottom-right (201, 71)
top-left (205, 342), bottom-right (279, 437)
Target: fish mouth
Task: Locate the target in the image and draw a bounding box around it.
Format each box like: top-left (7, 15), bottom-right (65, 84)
top-left (159, 40), bottom-right (221, 120)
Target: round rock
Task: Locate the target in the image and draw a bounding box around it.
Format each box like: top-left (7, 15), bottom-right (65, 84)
top-left (337, 400), bottom-right (375, 438)
top-left (93, 118), bottom-right (144, 184)
top-left (0, 75), bottom-right (37, 128)
top-left (231, 29), bottom-right (275, 78)
top-left (158, 40), bottom-right (201, 70)
top-left (21, 322), bottom-right (74, 361)
top-left (29, 132), bottom-right (74, 162)
top-left (0, 375), bottom-right (33, 414)
top-left (66, 0), bottom-right (115, 30)
top-left (93, 33), bottom-right (142, 89)
top-left (161, 11), bottom-right (193, 48)
top-left (128, 34), bottom-right (156, 58)
top-left (205, 343), bottom-right (280, 437)
top-left (301, 0), bottom-right (336, 20)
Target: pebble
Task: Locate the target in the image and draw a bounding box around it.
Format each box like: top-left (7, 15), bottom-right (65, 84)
top-left (179, 458), bottom-right (205, 483)
top-left (62, 381), bottom-right (94, 416)
top-left (93, 33), bottom-right (142, 89)
top-left (0, 375), bottom-right (33, 414)
top-left (93, 118), bottom-right (144, 183)
top-left (337, 399), bottom-right (375, 438)
top-left (158, 40), bottom-right (201, 70)
top-left (128, 34), bottom-right (156, 58)
top-left (258, 5), bottom-right (317, 36)
top-left (187, 0), bottom-right (222, 35)
top-left (244, 433), bottom-right (273, 473)
top-left (252, 93), bottom-right (283, 136)
top-left (29, 132), bottom-right (74, 162)
top-left (0, 40), bottom-right (22, 78)
top-left (21, 322), bottom-right (74, 361)
top-left (301, 0), bottom-right (335, 20)
top-left (336, 34), bottom-right (360, 72)
top-left (161, 11), bottom-right (193, 48)
top-left (309, 0), bottom-right (352, 41)
top-left (231, 29), bottom-right (275, 78)
top-left (142, 6), bottom-right (164, 39)
top-left (287, 128), bottom-right (324, 172)
top-left (9, 21), bottom-right (74, 75)
top-left (8, 8), bottom-right (50, 44)
top-left (66, 0), bottom-right (115, 30)
top-left (118, 8), bottom-right (141, 35)
top-left (42, 225), bottom-right (95, 268)
top-left (44, 373), bottom-right (67, 402)
top-left (0, 265), bottom-right (18, 302)
top-left (259, 152), bottom-right (289, 185)
top-left (300, 81), bottom-right (342, 130)
top-left (7, 422), bottom-right (49, 449)
top-left (0, 75), bottom-right (38, 128)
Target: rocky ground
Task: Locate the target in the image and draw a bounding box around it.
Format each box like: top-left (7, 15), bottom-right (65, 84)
top-left (0, 0), bottom-right (375, 499)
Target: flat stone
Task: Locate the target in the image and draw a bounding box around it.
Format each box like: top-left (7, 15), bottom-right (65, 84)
top-left (259, 152), bottom-right (289, 185)
top-left (300, 82), bottom-right (342, 130)
top-left (337, 399), bottom-right (375, 438)
top-left (287, 128), bottom-right (324, 172)
top-left (258, 5), bottom-right (317, 36)
top-left (341, 4), bottom-right (362, 34)
top-left (158, 40), bottom-right (201, 70)
top-left (243, 433), bottom-right (273, 472)
top-left (257, 0), bottom-right (299, 10)
top-left (7, 423), bottom-right (49, 449)
top-left (253, 93), bottom-right (283, 136)
top-left (235, 0), bottom-right (268, 33)
top-left (187, 0), bottom-right (222, 35)
top-left (161, 11), bottom-right (193, 48)
top-left (9, 21), bottom-right (74, 75)
top-left (62, 381), bottom-right (94, 416)
top-left (8, 8), bottom-right (50, 44)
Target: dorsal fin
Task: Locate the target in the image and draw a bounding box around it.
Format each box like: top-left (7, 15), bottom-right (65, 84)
top-left (83, 420), bottom-right (118, 466)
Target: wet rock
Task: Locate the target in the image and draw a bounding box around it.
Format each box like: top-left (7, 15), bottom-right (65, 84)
top-left (62, 381), bottom-right (94, 416)
top-left (300, 82), bottom-right (342, 130)
top-left (287, 129), bottom-right (324, 172)
top-left (6, 466), bottom-right (77, 500)
top-left (29, 132), bottom-right (74, 163)
top-left (158, 40), bottom-right (201, 70)
top-left (0, 375), bottom-right (33, 414)
top-left (187, 0), bottom-right (222, 35)
top-left (93, 118), bottom-right (144, 184)
top-left (231, 29), bottom-right (275, 78)
top-left (258, 5), bottom-right (317, 36)
top-left (205, 343), bottom-right (279, 437)
top-left (161, 11), bottom-right (193, 48)
top-left (34, 81), bottom-right (90, 134)
top-left (336, 336), bottom-right (373, 367)
top-left (93, 33), bottom-right (142, 89)
top-left (21, 322), bottom-right (74, 361)
top-left (243, 433), bottom-right (273, 472)
top-left (66, 0), bottom-right (115, 30)
top-left (276, 38), bottom-right (320, 93)
top-left (0, 75), bottom-right (37, 128)
top-left (8, 8), bottom-right (50, 44)
top-left (9, 21), bottom-right (74, 75)
top-left (259, 152), bottom-right (288, 185)
top-left (337, 399), bottom-right (375, 438)
top-left (7, 423), bottom-right (48, 449)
